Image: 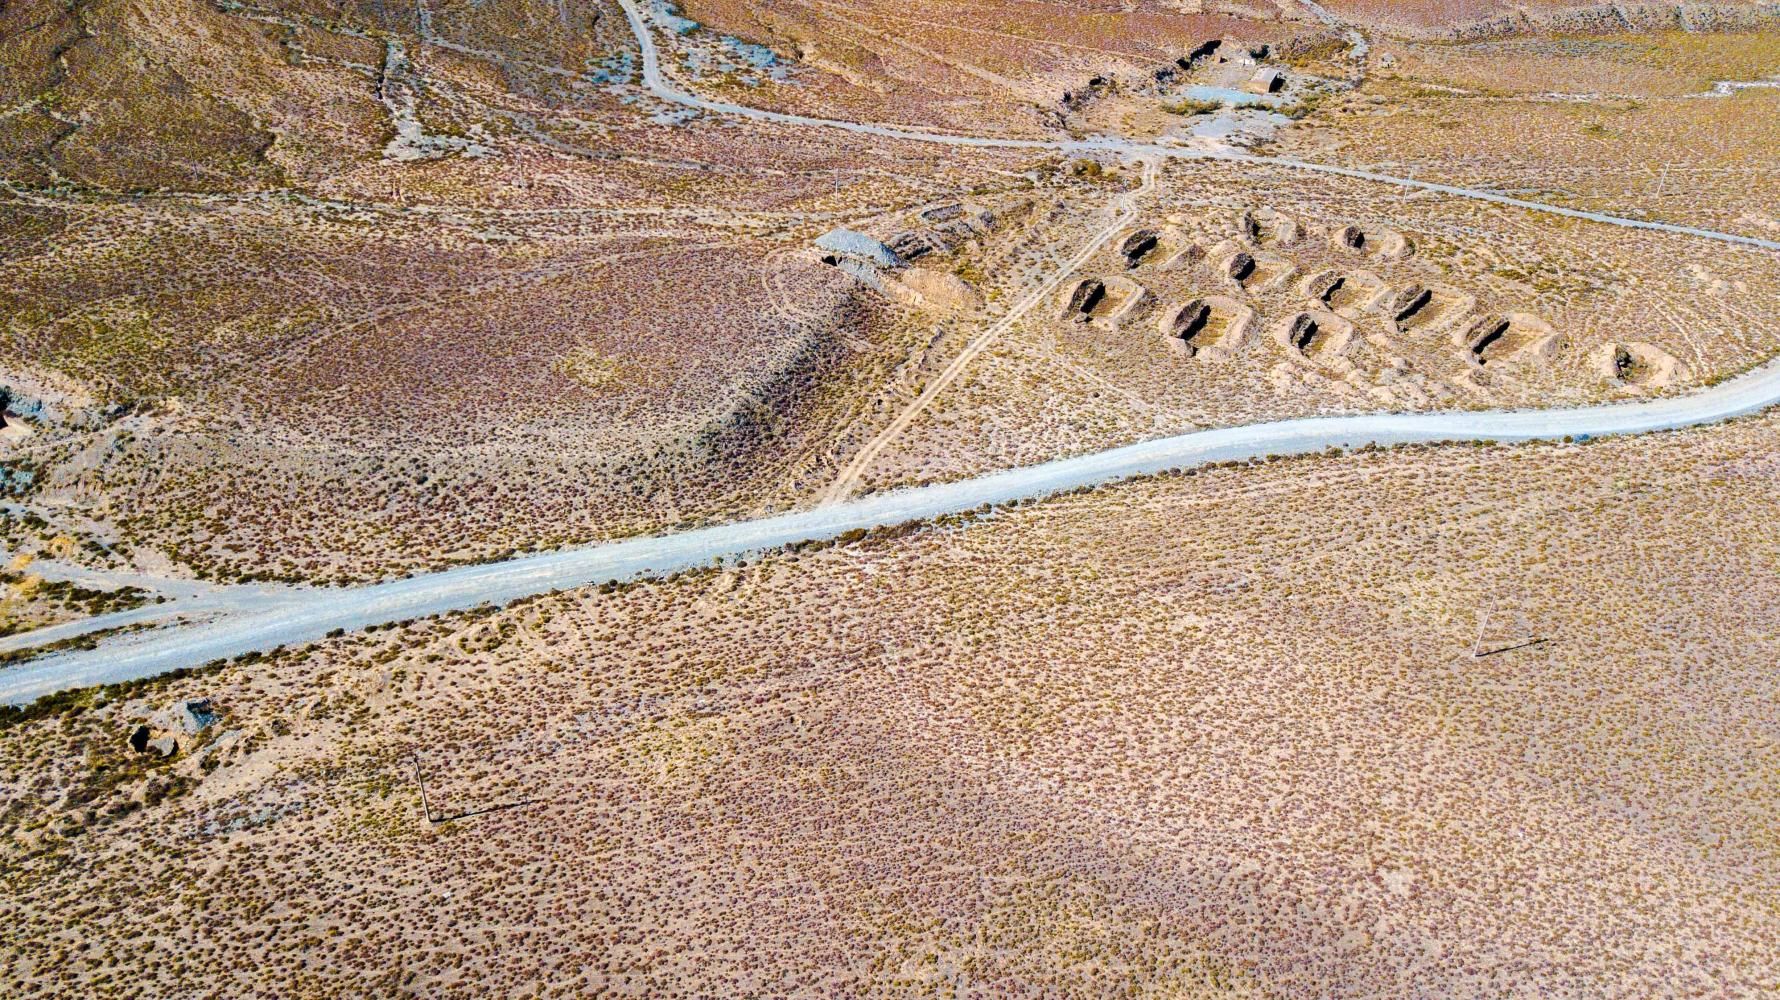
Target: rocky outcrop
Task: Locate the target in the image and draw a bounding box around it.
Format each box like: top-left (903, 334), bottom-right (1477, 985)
top-left (888, 205), bottom-right (1005, 261)
top-left (815, 229), bottom-right (904, 270)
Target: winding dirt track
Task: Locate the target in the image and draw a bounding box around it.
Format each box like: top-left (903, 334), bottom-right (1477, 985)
top-left (614, 0), bottom-right (1780, 252)
top-left (9, 351), bottom-right (1780, 704)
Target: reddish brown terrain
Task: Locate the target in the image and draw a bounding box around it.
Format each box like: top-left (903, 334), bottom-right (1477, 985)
top-left (7, 416), bottom-right (1780, 996)
top-left (2, 0), bottom-right (1778, 995)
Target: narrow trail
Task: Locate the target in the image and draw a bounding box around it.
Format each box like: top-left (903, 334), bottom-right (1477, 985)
top-left (821, 159), bottom-right (1157, 504)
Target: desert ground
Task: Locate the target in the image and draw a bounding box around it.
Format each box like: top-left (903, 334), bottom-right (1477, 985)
top-left (3, 0), bottom-right (1776, 582)
top-left (6, 414), bottom-right (1780, 996)
top-left (3, 0), bottom-right (1779, 995)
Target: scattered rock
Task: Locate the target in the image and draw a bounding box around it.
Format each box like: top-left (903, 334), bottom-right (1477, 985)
top-left (151, 698), bottom-right (220, 736)
top-left (1597, 341), bottom-right (1686, 388)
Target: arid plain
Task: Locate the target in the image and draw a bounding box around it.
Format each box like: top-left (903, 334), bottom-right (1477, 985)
top-left (8, 418), bottom-right (1780, 995)
top-left (3, 0), bottom-right (1779, 995)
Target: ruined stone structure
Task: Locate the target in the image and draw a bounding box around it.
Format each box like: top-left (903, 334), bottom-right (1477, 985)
top-left (1119, 229), bottom-right (1162, 268)
top-left (1058, 277), bottom-right (1108, 320)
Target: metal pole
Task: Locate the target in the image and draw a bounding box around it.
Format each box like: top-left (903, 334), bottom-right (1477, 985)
top-left (412, 753), bottom-right (437, 823)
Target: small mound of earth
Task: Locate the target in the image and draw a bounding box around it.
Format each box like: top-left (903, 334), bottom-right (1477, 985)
top-left (893, 267), bottom-right (983, 313)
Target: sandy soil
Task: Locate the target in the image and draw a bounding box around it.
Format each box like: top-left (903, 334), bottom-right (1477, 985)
top-left (5, 414), bottom-right (1779, 997)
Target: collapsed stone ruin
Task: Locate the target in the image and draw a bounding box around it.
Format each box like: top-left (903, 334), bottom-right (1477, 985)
top-left (1214, 245), bottom-right (1295, 291)
top-left (1301, 269), bottom-right (1344, 304)
top-left (1236, 209), bottom-right (1302, 248)
top-left (1385, 283), bottom-right (1432, 324)
top-left (1442, 3), bottom-right (1780, 42)
top-left (1394, 283), bottom-right (1475, 336)
top-left (1156, 295), bottom-right (1255, 359)
top-left (811, 226), bottom-right (986, 315)
top-left (1458, 313), bottom-right (1564, 366)
top-left (889, 204), bottom-right (1002, 261)
top-left (1300, 268), bottom-right (1389, 314)
top-left (1222, 250), bottom-right (1256, 283)
top-left (1328, 223), bottom-right (1411, 261)
top-left (1119, 229), bottom-right (1162, 268)
top-left (1162, 299), bottom-right (1211, 343)
top-left (1060, 277), bottom-right (1107, 319)
top-left (1058, 275), bottom-right (1151, 329)
top-left (1596, 341), bottom-right (1686, 388)
top-left (1051, 213), bottom-right (1619, 394)
top-left (1273, 309), bottom-right (1355, 358)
